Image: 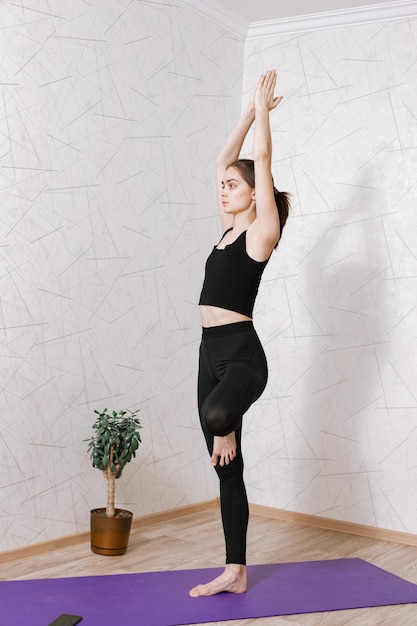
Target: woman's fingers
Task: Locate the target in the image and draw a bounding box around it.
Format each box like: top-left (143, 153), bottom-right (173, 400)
top-left (264, 69), bottom-right (276, 90)
top-left (255, 69), bottom-right (280, 110)
top-left (266, 71), bottom-right (277, 99)
top-left (271, 95), bottom-right (283, 110)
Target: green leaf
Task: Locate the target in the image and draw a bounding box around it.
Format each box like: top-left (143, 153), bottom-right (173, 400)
top-left (88, 406), bottom-right (143, 474)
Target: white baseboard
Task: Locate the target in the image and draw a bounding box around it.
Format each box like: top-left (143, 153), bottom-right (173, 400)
top-left (250, 503), bottom-right (417, 547)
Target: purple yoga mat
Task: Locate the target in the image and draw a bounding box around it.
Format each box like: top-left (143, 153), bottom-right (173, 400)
top-left (2, 558), bottom-right (417, 625)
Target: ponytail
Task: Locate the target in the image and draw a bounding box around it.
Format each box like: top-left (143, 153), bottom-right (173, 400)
top-left (273, 187), bottom-right (291, 248)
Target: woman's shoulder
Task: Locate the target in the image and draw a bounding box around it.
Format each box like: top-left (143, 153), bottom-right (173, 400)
top-left (245, 223), bottom-right (275, 262)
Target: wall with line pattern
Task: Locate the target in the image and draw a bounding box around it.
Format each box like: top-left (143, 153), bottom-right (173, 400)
top-left (243, 17), bottom-right (417, 533)
top-left (0, 0), bottom-right (244, 552)
top-left (1, 0), bottom-right (417, 553)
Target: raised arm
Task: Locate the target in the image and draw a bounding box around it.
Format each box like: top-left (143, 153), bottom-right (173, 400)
top-left (215, 81), bottom-right (261, 231)
top-left (249, 70), bottom-right (283, 257)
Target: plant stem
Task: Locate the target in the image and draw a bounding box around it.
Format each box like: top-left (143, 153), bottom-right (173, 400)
top-left (104, 444), bottom-right (117, 517)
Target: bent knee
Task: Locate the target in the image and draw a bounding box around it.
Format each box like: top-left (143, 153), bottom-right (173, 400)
top-left (203, 405), bottom-right (238, 436)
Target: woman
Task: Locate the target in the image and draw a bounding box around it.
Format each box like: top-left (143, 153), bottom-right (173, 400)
top-left (189, 70), bottom-right (290, 598)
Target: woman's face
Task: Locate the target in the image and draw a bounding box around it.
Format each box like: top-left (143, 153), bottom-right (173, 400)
top-left (221, 167), bottom-right (255, 215)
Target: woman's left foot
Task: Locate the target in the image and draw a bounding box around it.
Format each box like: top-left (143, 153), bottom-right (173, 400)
top-left (210, 432), bottom-right (237, 467)
top-left (189, 564), bottom-right (247, 597)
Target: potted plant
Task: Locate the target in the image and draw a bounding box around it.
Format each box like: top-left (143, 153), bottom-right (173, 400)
top-left (87, 407), bottom-right (142, 555)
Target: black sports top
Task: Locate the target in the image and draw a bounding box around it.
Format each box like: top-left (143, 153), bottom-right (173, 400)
top-left (199, 229), bottom-right (270, 318)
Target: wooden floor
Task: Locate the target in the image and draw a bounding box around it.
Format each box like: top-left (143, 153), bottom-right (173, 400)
top-left (2, 504), bottom-right (417, 625)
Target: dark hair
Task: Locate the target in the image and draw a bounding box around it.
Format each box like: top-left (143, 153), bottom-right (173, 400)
top-left (227, 158), bottom-right (290, 247)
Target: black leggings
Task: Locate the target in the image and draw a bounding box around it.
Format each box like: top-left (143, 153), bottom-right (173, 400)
top-left (198, 321), bottom-right (268, 564)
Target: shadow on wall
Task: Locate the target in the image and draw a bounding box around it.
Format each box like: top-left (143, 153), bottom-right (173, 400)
top-left (295, 171), bottom-right (388, 523)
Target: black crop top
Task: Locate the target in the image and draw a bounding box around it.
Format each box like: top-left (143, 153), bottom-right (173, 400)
top-left (199, 229), bottom-right (270, 318)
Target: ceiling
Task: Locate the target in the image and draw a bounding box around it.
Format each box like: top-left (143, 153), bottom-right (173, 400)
top-left (210, 0), bottom-right (405, 23)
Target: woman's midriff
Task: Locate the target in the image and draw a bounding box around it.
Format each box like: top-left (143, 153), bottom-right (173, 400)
top-left (199, 305), bottom-right (252, 328)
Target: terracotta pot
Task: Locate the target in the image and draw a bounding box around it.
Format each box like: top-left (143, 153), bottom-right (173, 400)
top-left (90, 508), bottom-right (133, 556)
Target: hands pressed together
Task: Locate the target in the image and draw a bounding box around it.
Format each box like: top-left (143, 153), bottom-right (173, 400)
top-left (249, 69), bottom-right (283, 114)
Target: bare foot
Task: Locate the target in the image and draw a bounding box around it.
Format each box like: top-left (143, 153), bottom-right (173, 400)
top-left (210, 431), bottom-right (237, 467)
top-left (189, 564), bottom-right (247, 597)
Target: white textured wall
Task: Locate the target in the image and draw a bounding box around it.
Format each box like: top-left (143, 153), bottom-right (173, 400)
top-left (0, 0), bottom-right (244, 552)
top-left (244, 17), bottom-right (417, 533)
top-left (2, 1), bottom-right (417, 554)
